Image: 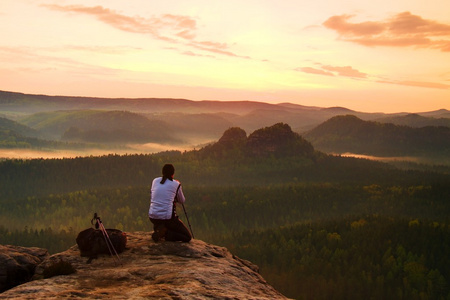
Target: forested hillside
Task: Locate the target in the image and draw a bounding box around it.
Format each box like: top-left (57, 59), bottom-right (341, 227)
top-left (1, 123), bottom-right (449, 299)
top-left (304, 115), bottom-right (450, 158)
top-left (376, 113), bottom-right (450, 128)
top-left (19, 110), bottom-right (181, 144)
top-left (146, 112), bottom-right (233, 142)
top-left (0, 117), bottom-right (40, 138)
top-left (2, 91), bottom-right (449, 158)
top-left (0, 116), bottom-right (103, 150)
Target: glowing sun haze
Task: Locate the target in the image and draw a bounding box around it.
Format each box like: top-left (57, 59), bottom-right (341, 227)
top-left (1, 0), bottom-right (449, 113)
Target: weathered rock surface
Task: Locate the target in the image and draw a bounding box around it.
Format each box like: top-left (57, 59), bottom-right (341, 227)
top-left (0, 232), bottom-right (290, 299)
top-left (0, 245), bottom-right (49, 293)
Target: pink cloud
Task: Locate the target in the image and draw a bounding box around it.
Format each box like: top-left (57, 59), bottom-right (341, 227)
top-left (323, 15), bottom-right (384, 36)
top-left (296, 64), bottom-right (367, 78)
top-left (322, 65), bottom-right (367, 78)
top-left (195, 41), bottom-right (228, 49)
top-left (296, 67), bottom-right (334, 76)
top-left (181, 51), bottom-right (214, 58)
top-left (162, 14), bottom-right (197, 30)
top-left (189, 43), bottom-right (251, 59)
top-left (43, 4), bottom-right (247, 58)
top-left (323, 12), bottom-right (450, 51)
top-left (297, 61), bottom-right (448, 90)
top-left (176, 30), bottom-right (196, 40)
top-left (388, 12), bottom-right (450, 35)
top-left (42, 4), bottom-right (187, 42)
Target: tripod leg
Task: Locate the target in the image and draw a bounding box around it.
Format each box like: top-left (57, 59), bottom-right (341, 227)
top-left (182, 203), bottom-right (194, 239)
top-left (99, 223), bottom-right (122, 265)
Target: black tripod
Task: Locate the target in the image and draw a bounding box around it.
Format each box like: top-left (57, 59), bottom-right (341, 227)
top-left (91, 213), bottom-right (122, 265)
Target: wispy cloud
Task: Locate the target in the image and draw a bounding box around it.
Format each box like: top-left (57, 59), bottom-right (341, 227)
top-left (42, 4), bottom-right (248, 58)
top-left (377, 80), bottom-right (450, 89)
top-left (0, 46), bottom-right (121, 77)
top-left (323, 12), bottom-right (450, 51)
top-left (297, 67), bottom-right (334, 76)
top-left (297, 62), bottom-right (448, 90)
top-left (64, 45), bottom-right (142, 54)
top-left (322, 65), bottom-right (367, 78)
top-left (296, 64), bottom-right (367, 78)
top-left (42, 4), bottom-right (195, 42)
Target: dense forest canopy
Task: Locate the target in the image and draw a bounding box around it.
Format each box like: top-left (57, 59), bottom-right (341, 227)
top-left (1, 123), bottom-right (449, 299)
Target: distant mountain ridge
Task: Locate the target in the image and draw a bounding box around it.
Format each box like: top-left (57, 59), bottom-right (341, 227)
top-left (0, 90), bottom-right (288, 115)
top-left (2, 90), bottom-right (448, 120)
top-left (304, 115), bottom-right (450, 157)
top-left (376, 113), bottom-right (450, 128)
top-left (1, 90), bottom-right (449, 157)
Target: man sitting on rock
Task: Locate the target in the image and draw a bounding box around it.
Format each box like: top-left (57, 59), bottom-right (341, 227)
top-left (148, 164), bottom-right (192, 243)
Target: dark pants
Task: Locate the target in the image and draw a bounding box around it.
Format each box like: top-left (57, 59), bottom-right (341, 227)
top-left (150, 217), bottom-right (192, 242)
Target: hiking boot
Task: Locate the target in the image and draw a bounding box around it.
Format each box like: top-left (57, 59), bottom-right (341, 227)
top-left (152, 227), bottom-right (167, 242)
top-left (151, 231), bottom-right (160, 242)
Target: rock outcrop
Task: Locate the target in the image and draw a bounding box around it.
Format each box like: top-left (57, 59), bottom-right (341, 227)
top-left (217, 127), bottom-right (247, 147)
top-left (0, 232), bottom-right (289, 299)
top-left (0, 245), bottom-right (49, 292)
top-left (247, 123), bottom-right (314, 157)
top-left (198, 123), bottom-right (315, 160)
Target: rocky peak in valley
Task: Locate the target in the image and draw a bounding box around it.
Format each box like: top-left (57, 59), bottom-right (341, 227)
top-left (0, 231), bottom-right (289, 299)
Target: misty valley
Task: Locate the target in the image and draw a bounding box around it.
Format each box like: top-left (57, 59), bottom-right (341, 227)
top-left (1, 90), bottom-right (449, 164)
top-left (1, 91), bottom-right (450, 299)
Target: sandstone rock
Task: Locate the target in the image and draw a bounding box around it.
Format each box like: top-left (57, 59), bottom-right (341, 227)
top-left (0, 245), bottom-right (49, 292)
top-left (1, 232), bottom-right (290, 299)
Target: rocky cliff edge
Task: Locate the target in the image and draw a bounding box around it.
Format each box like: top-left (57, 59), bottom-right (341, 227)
top-left (0, 231), bottom-right (289, 299)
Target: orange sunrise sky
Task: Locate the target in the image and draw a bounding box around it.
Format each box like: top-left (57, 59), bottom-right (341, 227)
top-left (1, 0), bottom-right (449, 113)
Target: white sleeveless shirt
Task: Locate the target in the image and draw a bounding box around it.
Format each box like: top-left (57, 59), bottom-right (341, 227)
top-left (148, 177), bottom-right (185, 220)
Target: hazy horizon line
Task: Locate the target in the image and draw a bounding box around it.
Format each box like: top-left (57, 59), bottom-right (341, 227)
top-left (1, 89), bottom-right (448, 115)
